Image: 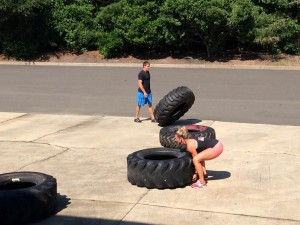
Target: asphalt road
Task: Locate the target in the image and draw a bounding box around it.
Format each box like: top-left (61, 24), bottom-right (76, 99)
top-left (0, 65), bottom-right (299, 125)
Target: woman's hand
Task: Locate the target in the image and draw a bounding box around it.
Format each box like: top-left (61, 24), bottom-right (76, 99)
top-left (192, 173), bottom-right (198, 182)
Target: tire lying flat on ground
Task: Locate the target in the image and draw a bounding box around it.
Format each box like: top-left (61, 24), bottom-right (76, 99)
top-left (0, 172), bottom-right (57, 225)
top-left (127, 148), bottom-right (194, 189)
top-left (160, 124), bottom-right (216, 149)
top-left (154, 86), bottom-right (195, 126)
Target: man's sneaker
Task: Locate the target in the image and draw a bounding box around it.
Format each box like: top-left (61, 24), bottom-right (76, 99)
top-left (191, 180), bottom-right (207, 188)
top-left (134, 118), bottom-right (142, 123)
top-left (151, 119), bottom-right (157, 123)
top-left (204, 174), bottom-right (209, 180)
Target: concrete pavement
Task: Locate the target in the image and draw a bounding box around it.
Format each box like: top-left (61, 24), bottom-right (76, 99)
top-left (0, 112), bottom-right (299, 225)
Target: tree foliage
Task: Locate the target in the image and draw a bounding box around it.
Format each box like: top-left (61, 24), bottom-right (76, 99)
top-left (161, 0), bottom-right (231, 57)
top-left (95, 0), bottom-right (165, 57)
top-left (51, 0), bottom-right (97, 52)
top-left (0, 0), bottom-right (299, 59)
top-left (0, 0), bottom-right (56, 59)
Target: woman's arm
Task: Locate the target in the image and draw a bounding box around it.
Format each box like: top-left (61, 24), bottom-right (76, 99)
top-left (186, 139), bottom-right (199, 178)
top-left (186, 139), bottom-right (198, 158)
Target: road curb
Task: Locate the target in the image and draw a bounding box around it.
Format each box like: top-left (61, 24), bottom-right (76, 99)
top-left (0, 61), bottom-right (300, 70)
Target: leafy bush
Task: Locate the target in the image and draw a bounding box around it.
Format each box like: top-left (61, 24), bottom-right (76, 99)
top-left (161, 0), bottom-right (232, 57)
top-left (0, 0), bottom-right (56, 59)
top-left (51, 0), bottom-right (97, 52)
top-left (255, 13), bottom-right (300, 54)
top-left (0, 0), bottom-right (298, 59)
top-left (229, 0), bottom-right (260, 50)
top-left (95, 0), bottom-right (165, 58)
top-left (97, 32), bottom-right (124, 58)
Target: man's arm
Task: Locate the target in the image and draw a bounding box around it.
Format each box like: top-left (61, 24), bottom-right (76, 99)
top-left (138, 80), bottom-right (148, 97)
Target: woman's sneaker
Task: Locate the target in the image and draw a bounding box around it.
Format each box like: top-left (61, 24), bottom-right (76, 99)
top-left (191, 180), bottom-right (207, 188)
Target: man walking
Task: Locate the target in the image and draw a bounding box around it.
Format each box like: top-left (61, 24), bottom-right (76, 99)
top-left (134, 61), bottom-right (156, 123)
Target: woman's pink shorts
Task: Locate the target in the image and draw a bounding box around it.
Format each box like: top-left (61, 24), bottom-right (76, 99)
top-left (212, 141), bottom-right (223, 158)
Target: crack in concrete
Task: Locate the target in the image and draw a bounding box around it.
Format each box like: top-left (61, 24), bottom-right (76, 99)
top-left (58, 197), bottom-right (300, 223)
top-left (134, 202), bottom-right (300, 223)
top-left (32, 118), bottom-right (99, 142)
top-left (0, 140), bottom-right (68, 150)
top-left (65, 196), bottom-right (153, 225)
top-left (0, 113), bottom-right (28, 124)
top-left (65, 198), bottom-right (133, 204)
top-left (16, 144), bottom-right (70, 171)
top-left (233, 149), bottom-right (300, 157)
top-left (118, 189), bottom-right (151, 225)
top-left (0, 139), bottom-right (70, 171)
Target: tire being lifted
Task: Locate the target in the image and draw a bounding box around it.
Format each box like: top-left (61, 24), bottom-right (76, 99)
top-left (154, 86), bottom-right (195, 126)
top-left (0, 172), bottom-right (57, 225)
top-left (160, 124), bottom-right (216, 149)
top-left (127, 148), bottom-right (194, 189)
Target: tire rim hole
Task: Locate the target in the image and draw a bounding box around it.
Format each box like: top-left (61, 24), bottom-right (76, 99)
top-left (188, 130), bottom-right (199, 133)
top-left (144, 155), bottom-right (177, 160)
top-left (170, 103), bottom-right (186, 118)
top-left (0, 181), bottom-right (36, 190)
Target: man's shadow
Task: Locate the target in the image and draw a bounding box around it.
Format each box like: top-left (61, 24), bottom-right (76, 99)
top-left (155, 118), bottom-right (202, 126)
top-left (172, 119), bottom-right (202, 125)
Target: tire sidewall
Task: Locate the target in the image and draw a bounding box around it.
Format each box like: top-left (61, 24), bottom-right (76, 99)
top-left (159, 125), bottom-right (216, 149)
top-left (0, 172), bottom-right (57, 225)
top-left (127, 148), bottom-right (194, 189)
top-left (154, 86), bottom-right (195, 126)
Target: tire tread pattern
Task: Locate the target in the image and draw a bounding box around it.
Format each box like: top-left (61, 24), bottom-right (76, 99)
top-left (127, 148), bottom-right (194, 189)
top-left (0, 172), bottom-right (57, 225)
top-left (154, 86), bottom-right (195, 126)
top-left (159, 125), bottom-right (216, 149)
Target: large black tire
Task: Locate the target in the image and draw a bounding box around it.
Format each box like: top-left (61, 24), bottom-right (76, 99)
top-left (127, 148), bottom-right (194, 189)
top-left (0, 172), bottom-right (57, 225)
top-left (154, 86), bottom-right (195, 126)
top-left (160, 124), bottom-right (216, 149)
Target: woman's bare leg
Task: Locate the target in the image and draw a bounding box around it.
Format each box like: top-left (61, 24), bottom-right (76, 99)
top-left (193, 148), bottom-right (217, 184)
top-left (193, 159), bottom-right (205, 184)
top-left (201, 161), bottom-right (207, 176)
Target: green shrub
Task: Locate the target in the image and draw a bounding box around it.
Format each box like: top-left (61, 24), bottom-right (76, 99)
top-left (0, 0), bottom-right (56, 59)
top-left (52, 0), bottom-right (97, 52)
top-left (97, 32), bottom-right (124, 58)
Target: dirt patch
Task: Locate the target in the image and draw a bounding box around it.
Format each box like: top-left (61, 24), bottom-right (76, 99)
top-left (1, 50), bottom-right (299, 67)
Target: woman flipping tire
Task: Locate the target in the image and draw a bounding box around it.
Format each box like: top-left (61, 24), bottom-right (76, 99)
top-left (154, 86), bottom-right (195, 126)
top-left (127, 148), bottom-right (194, 189)
top-left (160, 124), bottom-right (216, 149)
top-left (0, 171), bottom-right (57, 225)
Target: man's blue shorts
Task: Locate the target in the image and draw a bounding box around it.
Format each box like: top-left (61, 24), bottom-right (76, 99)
top-left (137, 91), bottom-right (152, 106)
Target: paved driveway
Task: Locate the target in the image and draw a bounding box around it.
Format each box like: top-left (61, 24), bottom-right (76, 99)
top-left (0, 112), bottom-right (299, 225)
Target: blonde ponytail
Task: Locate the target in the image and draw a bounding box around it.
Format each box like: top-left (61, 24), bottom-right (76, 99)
top-left (176, 126), bottom-right (188, 139)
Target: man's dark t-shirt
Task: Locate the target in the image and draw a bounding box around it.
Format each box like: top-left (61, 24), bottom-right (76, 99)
top-left (138, 70), bottom-right (151, 94)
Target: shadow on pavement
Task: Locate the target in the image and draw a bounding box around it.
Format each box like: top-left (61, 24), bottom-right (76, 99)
top-left (169, 119), bottom-right (202, 126)
top-left (206, 170), bottom-right (231, 180)
top-left (54, 193), bottom-right (71, 214)
top-left (33, 215), bottom-right (152, 225)
top-left (33, 195), bottom-right (153, 225)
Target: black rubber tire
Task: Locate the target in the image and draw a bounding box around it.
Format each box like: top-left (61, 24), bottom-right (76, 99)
top-left (0, 171), bottom-right (57, 225)
top-left (160, 124), bottom-right (216, 149)
top-left (127, 148), bottom-right (194, 189)
top-left (154, 86), bottom-right (195, 126)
